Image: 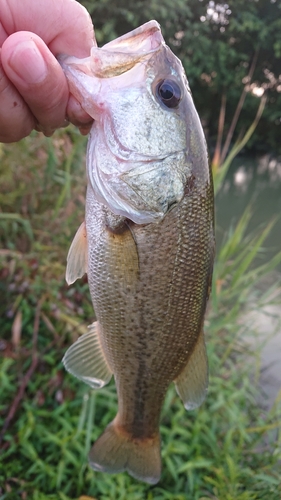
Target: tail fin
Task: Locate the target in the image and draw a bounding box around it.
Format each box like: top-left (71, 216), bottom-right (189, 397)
top-left (88, 418), bottom-right (161, 484)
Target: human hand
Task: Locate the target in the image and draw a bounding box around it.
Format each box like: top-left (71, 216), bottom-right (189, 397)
top-left (0, 0), bottom-right (94, 143)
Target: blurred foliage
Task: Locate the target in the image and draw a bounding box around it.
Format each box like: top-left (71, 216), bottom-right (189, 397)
top-left (1, 4), bottom-right (281, 496)
top-left (78, 0), bottom-right (281, 155)
top-left (0, 131), bottom-right (281, 498)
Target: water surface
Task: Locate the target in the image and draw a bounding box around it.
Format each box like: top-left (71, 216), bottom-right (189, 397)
top-left (215, 154), bottom-right (281, 407)
top-left (216, 154), bottom-right (281, 264)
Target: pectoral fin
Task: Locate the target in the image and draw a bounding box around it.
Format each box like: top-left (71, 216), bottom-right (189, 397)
top-left (62, 322), bottom-right (112, 389)
top-left (175, 330), bottom-right (208, 410)
top-left (66, 221), bottom-right (88, 285)
top-left (105, 223), bottom-right (139, 289)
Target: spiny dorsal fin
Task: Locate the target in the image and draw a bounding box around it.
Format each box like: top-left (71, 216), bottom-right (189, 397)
top-left (66, 221), bottom-right (88, 285)
top-left (62, 322), bottom-right (112, 389)
top-left (174, 329), bottom-right (208, 410)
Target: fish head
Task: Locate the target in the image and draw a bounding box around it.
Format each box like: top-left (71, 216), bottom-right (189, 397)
top-left (60, 20), bottom-right (208, 224)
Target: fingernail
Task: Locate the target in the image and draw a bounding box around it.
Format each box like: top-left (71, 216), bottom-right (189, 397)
top-left (8, 40), bottom-right (47, 84)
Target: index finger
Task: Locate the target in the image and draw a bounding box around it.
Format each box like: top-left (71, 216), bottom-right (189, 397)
top-left (0, 0), bottom-right (95, 56)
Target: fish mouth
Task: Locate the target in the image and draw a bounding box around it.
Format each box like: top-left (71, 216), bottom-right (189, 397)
top-left (62, 21), bottom-right (164, 80)
top-left (103, 20), bottom-right (163, 54)
top-left (90, 21), bottom-right (164, 79)
top-left (59, 21), bottom-right (164, 122)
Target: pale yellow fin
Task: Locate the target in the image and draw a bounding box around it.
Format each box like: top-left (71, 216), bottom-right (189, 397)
top-left (105, 224), bottom-right (139, 288)
top-left (89, 418), bottom-right (161, 484)
top-left (175, 330), bottom-right (208, 410)
top-left (62, 322), bottom-right (112, 389)
top-left (66, 221), bottom-right (88, 285)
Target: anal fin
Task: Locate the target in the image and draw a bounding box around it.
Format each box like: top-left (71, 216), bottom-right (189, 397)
top-left (175, 329), bottom-right (208, 410)
top-left (66, 221), bottom-right (88, 285)
top-left (62, 322), bottom-right (112, 389)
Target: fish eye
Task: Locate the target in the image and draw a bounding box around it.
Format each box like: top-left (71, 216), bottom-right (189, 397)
top-left (156, 79), bottom-right (182, 108)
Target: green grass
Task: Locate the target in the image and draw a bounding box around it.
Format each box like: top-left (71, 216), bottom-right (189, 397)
top-left (0, 130), bottom-right (280, 500)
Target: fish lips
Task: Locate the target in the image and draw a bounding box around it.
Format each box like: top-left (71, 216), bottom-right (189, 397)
top-left (91, 21), bottom-right (164, 79)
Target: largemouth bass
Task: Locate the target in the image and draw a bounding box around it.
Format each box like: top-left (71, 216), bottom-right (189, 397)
top-left (60, 20), bottom-right (215, 485)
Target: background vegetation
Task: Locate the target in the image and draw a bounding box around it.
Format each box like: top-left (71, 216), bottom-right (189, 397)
top-left (1, 1), bottom-right (281, 499)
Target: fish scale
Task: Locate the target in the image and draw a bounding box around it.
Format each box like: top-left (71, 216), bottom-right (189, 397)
top-left (61, 19), bottom-right (214, 484)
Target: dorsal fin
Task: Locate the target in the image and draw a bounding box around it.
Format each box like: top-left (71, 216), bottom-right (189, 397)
top-left (66, 221), bottom-right (88, 285)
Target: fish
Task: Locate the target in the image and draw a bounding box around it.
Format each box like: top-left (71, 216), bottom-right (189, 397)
top-left (60, 20), bottom-right (215, 485)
